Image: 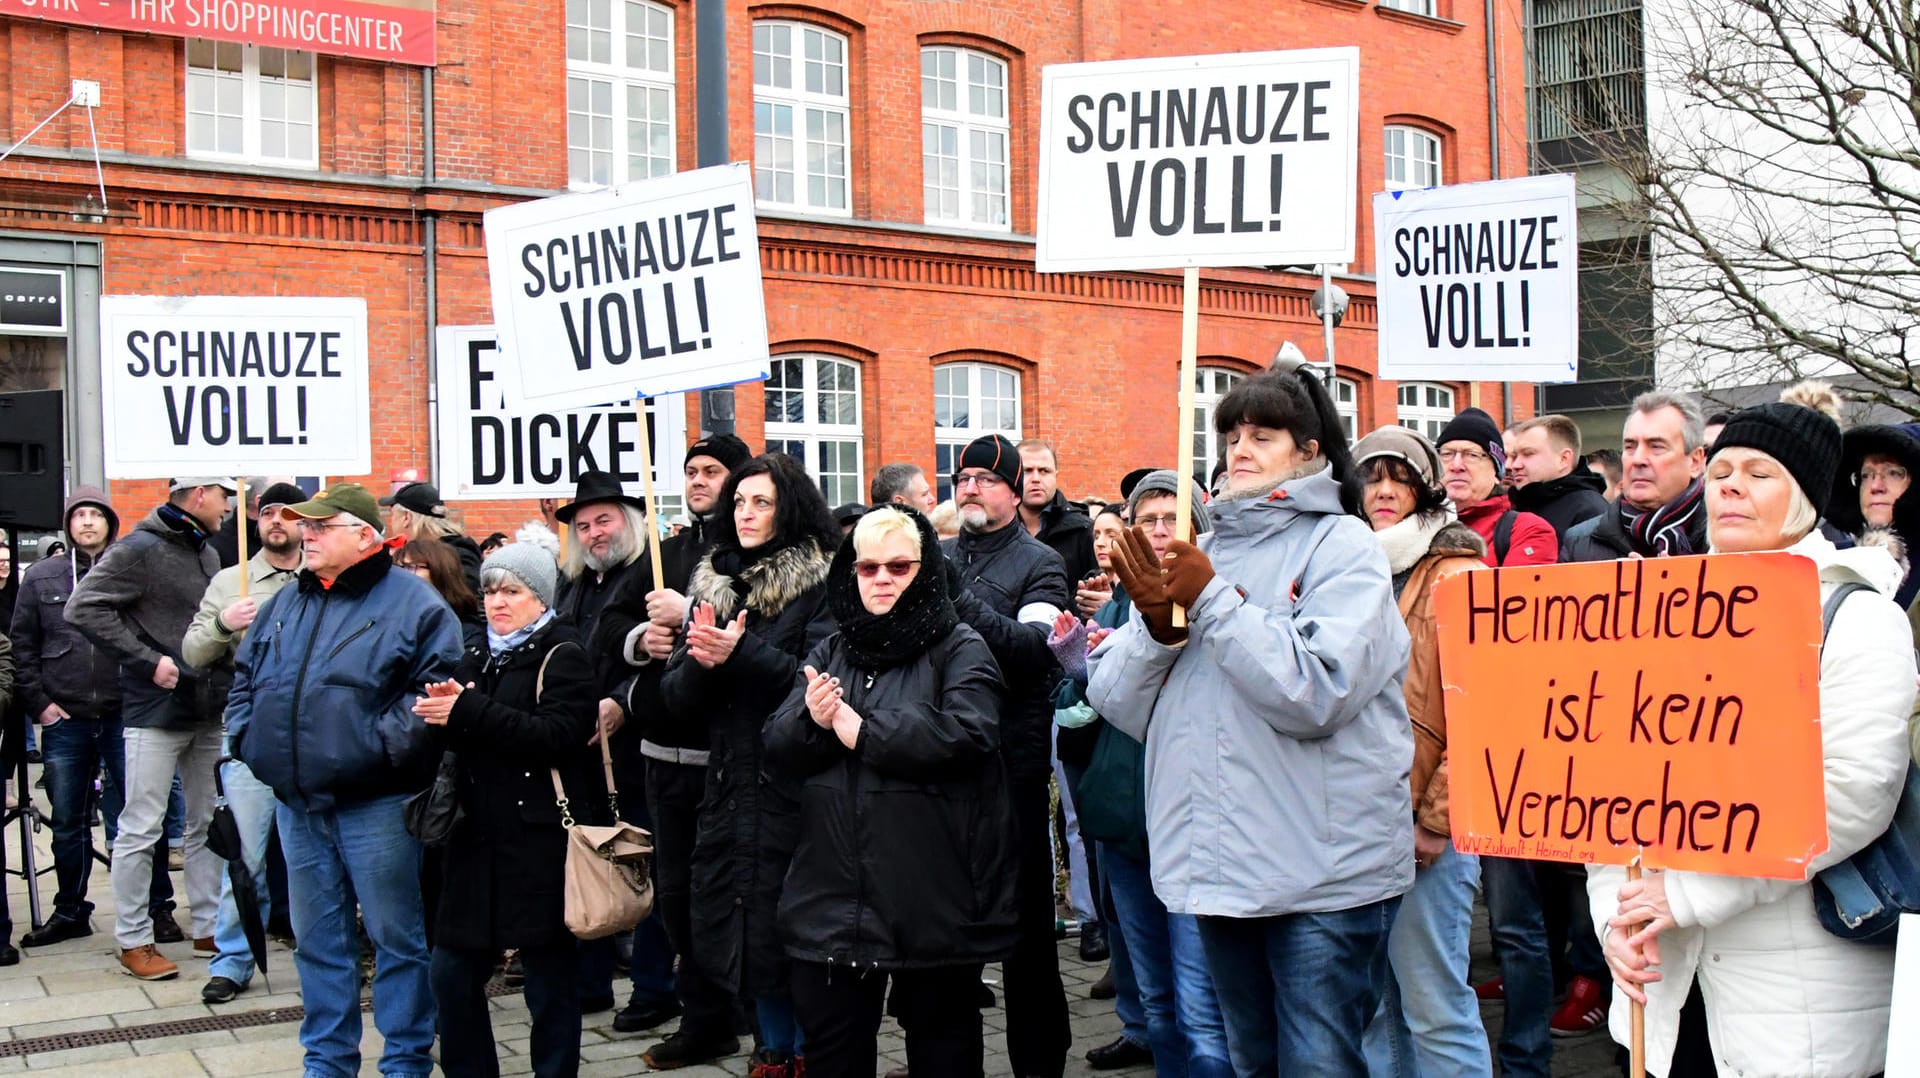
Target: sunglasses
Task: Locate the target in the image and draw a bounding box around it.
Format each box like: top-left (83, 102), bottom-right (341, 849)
top-left (854, 559), bottom-right (921, 579)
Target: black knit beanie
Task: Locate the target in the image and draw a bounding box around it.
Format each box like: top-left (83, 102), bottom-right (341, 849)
top-left (1709, 402), bottom-right (1842, 512)
top-left (1435, 407), bottom-right (1508, 474)
top-left (954, 434), bottom-right (1022, 488)
top-left (687, 433), bottom-right (752, 473)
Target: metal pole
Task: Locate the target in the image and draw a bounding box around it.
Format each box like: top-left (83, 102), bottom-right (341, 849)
top-left (696, 0), bottom-right (735, 437)
top-left (1320, 264), bottom-right (1338, 380)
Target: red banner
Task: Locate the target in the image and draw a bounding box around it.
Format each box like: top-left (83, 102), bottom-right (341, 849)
top-left (4, 0), bottom-right (436, 66)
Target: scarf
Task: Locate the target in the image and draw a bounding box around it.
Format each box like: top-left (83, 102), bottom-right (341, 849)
top-left (487, 607), bottom-right (554, 656)
top-left (826, 514), bottom-right (958, 672)
top-left (1374, 511), bottom-right (1453, 575)
top-left (1620, 478), bottom-right (1705, 557)
top-left (156, 503), bottom-right (214, 548)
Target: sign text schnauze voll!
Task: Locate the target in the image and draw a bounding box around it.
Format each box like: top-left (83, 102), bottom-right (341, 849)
top-left (483, 163), bottom-right (772, 411)
top-left (98, 296), bottom-right (372, 479)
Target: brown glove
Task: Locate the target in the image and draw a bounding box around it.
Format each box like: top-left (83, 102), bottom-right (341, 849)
top-left (1162, 540), bottom-right (1216, 609)
top-left (1108, 527), bottom-right (1185, 645)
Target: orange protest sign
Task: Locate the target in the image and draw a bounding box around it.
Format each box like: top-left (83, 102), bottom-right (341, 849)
top-left (1434, 551), bottom-right (1827, 880)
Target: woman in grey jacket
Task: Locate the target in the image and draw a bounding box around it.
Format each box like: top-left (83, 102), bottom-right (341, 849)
top-left (1087, 366), bottom-right (1415, 1078)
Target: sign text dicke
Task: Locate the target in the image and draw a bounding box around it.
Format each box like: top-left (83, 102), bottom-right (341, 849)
top-left (1434, 553), bottom-right (1828, 880)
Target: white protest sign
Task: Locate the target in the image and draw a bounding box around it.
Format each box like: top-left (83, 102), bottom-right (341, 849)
top-left (1372, 173), bottom-right (1580, 383)
top-left (99, 296), bottom-right (371, 479)
top-left (434, 325), bottom-right (686, 501)
top-left (483, 162), bottom-right (770, 411)
top-left (1036, 48), bottom-right (1360, 273)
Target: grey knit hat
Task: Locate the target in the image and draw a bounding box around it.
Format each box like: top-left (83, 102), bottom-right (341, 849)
top-left (481, 542), bottom-right (559, 609)
top-left (1126, 470), bottom-right (1213, 534)
top-left (1353, 426), bottom-right (1443, 490)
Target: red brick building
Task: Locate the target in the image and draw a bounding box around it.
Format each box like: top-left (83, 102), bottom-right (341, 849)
top-left (0, 0), bottom-right (1531, 533)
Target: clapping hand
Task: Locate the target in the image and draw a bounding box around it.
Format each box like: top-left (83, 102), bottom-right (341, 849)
top-left (686, 604), bottom-right (749, 668)
top-left (413, 679), bottom-right (468, 725)
top-left (802, 665), bottom-right (862, 748)
top-left (1106, 527), bottom-right (1184, 644)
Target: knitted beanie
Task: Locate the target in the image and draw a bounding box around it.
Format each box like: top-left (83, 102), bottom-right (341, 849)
top-left (1353, 426), bottom-right (1443, 490)
top-left (1435, 408), bottom-right (1508, 475)
top-left (1709, 402), bottom-right (1843, 512)
top-left (481, 541), bottom-right (559, 609)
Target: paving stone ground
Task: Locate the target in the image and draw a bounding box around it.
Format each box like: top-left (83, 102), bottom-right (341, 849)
top-left (0, 765), bottom-right (1621, 1075)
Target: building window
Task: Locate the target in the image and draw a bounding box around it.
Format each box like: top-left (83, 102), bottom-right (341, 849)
top-left (933, 363), bottom-right (1021, 501)
top-left (921, 47), bottom-right (1010, 230)
top-left (1191, 368), bottom-right (1247, 482)
top-left (185, 41), bottom-right (317, 166)
top-left (1384, 125), bottom-right (1443, 191)
top-left (566, 0), bottom-right (675, 189)
top-left (765, 355), bottom-right (863, 506)
top-left (1332, 376), bottom-right (1360, 440)
top-left (1380, 0), bottom-right (1438, 17)
top-left (753, 22), bottom-right (850, 215)
top-left (1397, 383), bottom-right (1457, 441)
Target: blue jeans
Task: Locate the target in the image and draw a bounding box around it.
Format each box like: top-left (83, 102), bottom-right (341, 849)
top-left (209, 758), bottom-right (277, 987)
top-left (166, 771), bottom-right (186, 848)
top-left (278, 795), bottom-right (434, 1078)
top-left (1363, 846), bottom-right (1491, 1077)
top-left (1100, 845), bottom-right (1232, 1078)
top-left (1481, 857), bottom-right (1553, 1078)
top-left (40, 716), bottom-right (171, 923)
top-left (1106, 871), bottom-right (1149, 1050)
top-left (1196, 897), bottom-right (1400, 1078)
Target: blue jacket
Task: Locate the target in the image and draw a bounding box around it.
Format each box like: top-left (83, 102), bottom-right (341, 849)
top-left (228, 551), bottom-right (463, 811)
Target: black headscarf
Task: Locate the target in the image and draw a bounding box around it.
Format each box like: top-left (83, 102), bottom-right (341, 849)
top-left (827, 508), bottom-right (958, 672)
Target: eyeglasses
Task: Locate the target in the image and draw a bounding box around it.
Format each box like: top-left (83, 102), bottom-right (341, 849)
top-left (295, 519), bottom-right (360, 532)
top-left (1853, 466), bottom-right (1911, 487)
top-left (1438, 448), bottom-right (1492, 465)
top-left (854, 559), bottom-right (920, 579)
top-left (1135, 513), bottom-right (1180, 532)
top-left (953, 473), bottom-right (1007, 490)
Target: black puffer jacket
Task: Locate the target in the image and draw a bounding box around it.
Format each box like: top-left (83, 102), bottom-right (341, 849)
top-left (942, 524), bottom-right (1070, 785)
top-left (434, 622), bottom-right (602, 951)
top-left (1510, 462), bottom-right (1610, 538)
top-left (1033, 491), bottom-right (1097, 588)
top-left (767, 624), bottom-right (1017, 969)
top-left (660, 540), bottom-right (835, 998)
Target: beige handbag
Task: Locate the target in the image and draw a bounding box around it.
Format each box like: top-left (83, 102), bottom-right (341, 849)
top-left (548, 719), bottom-right (655, 940)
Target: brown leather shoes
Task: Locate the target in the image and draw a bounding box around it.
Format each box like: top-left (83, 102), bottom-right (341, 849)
top-left (193, 936), bottom-right (215, 955)
top-left (119, 944), bottom-right (178, 981)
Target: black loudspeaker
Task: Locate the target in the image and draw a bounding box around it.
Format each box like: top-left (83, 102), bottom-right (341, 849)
top-left (0, 390), bottom-right (65, 532)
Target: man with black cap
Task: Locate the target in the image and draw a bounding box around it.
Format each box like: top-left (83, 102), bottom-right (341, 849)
top-left (228, 483), bottom-right (462, 1078)
top-left (381, 480), bottom-right (484, 593)
top-left (181, 480), bottom-right (307, 1003)
top-left (66, 477), bottom-right (235, 982)
top-left (551, 469), bottom-right (681, 1027)
top-left (944, 433), bottom-right (1072, 1078)
top-left (595, 432), bottom-right (752, 1066)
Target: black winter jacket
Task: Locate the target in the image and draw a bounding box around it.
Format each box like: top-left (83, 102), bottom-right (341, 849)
top-left (10, 549), bottom-right (124, 721)
top-left (1032, 492), bottom-right (1097, 589)
top-left (434, 622), bottom-right (602, 951)
top-left (1509, 464), bottom-right (1610, 538)
top-left (65, 508), bottom-right (221, 729)
top-left (660, 540), bottom-right (835, 997)
top-left (229, 552), bottom-right (464, 811)
top-left (942, 524), bottom-right (1070, 785)
top-left (766, 624), bottom-right (1018, 970)
top-left (553, 554), bottom-right (639, 699)
top-left (600, 518), bottom-right (717, 752)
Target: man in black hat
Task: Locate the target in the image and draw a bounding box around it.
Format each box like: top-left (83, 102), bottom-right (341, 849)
top-left (379, 481), bottom-right (484, 593)
top-left (552, 470), bottom-right (681, 1023)
top-left (594, 432), bottom-right (751, 1064)
top-left (943, 433), bottom-right (1072, 1078)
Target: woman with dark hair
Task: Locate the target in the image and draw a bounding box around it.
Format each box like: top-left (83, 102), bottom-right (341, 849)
top-left (661, 453), bottom-right (838, 1078)
top-left (1088, 366), bottom-right (1414, 1075)
top-left (1351, 426), bottom-right (1491, 1077)
top-left (765, 505), bottom-right (1018, 1078)
top-left (1824, 423), bottom-right (1920, 611)
top-left (394, 538), bottom-right (487, 652)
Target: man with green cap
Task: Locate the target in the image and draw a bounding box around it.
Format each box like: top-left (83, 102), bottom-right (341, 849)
top-left (227, 483), bottom-right (462, 1078)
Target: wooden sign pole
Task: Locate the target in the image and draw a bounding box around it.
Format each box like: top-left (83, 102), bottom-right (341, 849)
top-left (632, 396), bottom-right (668, 587)
top-left (1171, 266), bottom-right (1199, 629)
top-left (1628, 857), bottom-right (1646, 1078)
top-left (235, 477), bottom-right (249, 599)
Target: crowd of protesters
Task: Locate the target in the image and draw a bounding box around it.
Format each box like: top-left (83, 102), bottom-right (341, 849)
top-left (0, 366), bottom-right (1915, 1078)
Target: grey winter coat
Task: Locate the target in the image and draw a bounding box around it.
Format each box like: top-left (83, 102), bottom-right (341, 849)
top-left (1086, 468), bottom-right (1416, 918)
top-left (65, 507), bottom-right (221, 729)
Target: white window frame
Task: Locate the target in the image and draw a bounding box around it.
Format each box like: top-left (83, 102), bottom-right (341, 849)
top-left (933, 362), bottom-right (1022, 502)
top-left (566, 0), bottom-right (676, 190)
top-left (1191, 367), bottom-right (1247, 482)
top-left (1384, 125), bottom-right (1443, 191)
top-left (753, 21), bottom-right (852, 216)
top-left (765, 354), bottom-right (864, 506)
top-left (1380, 0), bottom-right (1438, 18)
top-left (1332, 375), bottom-right (1360, 441)
top-left (1397, 382), bottom-right (1457, 442)
top-left (921, 46), bottom-right (1011, 231)
top-left (185, 40), bottom-right (318, 168)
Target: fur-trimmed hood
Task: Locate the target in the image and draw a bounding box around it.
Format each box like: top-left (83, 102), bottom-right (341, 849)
top-left (687, 541), bottom-right (833, 623)
top-left (1857, 524), bottom-right (1910, 583)
top-left (1373, 513), bottom-right (1486, 575)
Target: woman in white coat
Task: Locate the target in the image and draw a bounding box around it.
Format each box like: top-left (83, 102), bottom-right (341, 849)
top-left (1595, 401), bottom-right (1917, 1078)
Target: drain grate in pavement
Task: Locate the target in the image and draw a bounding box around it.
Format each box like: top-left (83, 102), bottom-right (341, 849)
top-left (0, 977), bottom-right (523, 1057)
